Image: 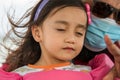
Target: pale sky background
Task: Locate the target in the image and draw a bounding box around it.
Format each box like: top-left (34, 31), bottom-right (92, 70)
top-left (0, 0), bottom-right (39, 66)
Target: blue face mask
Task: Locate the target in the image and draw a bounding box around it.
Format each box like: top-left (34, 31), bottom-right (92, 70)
top-left (85, 15), bottom-right (120, 52)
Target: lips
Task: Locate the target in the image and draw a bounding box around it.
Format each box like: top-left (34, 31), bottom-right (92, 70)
top-left (63, 47), bottom-right (75, 51)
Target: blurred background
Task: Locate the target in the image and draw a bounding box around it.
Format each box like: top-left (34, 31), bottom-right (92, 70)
top-left (0, 0), bottom-right (38, 67)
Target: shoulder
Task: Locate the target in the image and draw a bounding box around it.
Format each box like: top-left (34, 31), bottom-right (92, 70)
top-left (89, 54), bottom-right (114, 80)
top-left (12, 66), bottom-right (41, 76)
top-left (0, 68), bottom-right (22, 80)
top-left (89, 53), bottom-right (114, 69)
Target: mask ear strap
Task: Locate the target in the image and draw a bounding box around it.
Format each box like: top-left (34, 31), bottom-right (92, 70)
top-left (85, 3), bottom-right (91, 24)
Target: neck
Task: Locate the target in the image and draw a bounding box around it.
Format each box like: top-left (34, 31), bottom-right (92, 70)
top-left (34, 54), bottom-right (70, 66)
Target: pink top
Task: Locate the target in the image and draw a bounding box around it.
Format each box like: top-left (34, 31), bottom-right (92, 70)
top-left (0, 54), bottom-right (119, 80)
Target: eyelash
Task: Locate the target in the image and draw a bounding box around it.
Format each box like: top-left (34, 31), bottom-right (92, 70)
top-left (56, 29), bottom-right (83, 36)
top-left (56, 29), bottom-right (65, 31)
top-left (76, 32), bottom-right (83, 36)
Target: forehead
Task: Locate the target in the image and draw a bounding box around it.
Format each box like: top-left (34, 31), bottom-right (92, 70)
top-left (97, 0), bottom-right (120, 9)
top-left (45, 6), bottom-right (87, 26)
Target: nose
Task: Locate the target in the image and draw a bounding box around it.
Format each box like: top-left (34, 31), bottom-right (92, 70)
top-left (64, 33), bottom-right (76, 44)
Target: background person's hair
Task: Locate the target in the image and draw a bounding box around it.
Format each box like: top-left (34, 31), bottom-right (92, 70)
top-left (4, 0), bottom-right (88, 72)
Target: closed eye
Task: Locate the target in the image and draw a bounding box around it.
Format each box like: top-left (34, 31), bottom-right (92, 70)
top-left (76, 32), bottom-right (83, 36)
top-left (56, 29), bottom-right (65, 31)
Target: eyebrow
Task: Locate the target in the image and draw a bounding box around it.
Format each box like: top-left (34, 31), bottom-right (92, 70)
top-left (77, 24), bottom-right (86, 30)
top-left (55, 21), bottom-right (68, 25)
top-left (55, 21), bottom-right (86, 29)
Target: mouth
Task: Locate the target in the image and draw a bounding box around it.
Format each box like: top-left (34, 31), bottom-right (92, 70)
top-left (63, 47), bottom-right (75, 51)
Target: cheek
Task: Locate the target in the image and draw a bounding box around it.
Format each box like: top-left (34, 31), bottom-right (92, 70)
top-left (78, 41), bottom-right (84, 49)
top-left (76, 37), bottom-right (85, 52)
top-left (43, 33), bottom-right (62, 50)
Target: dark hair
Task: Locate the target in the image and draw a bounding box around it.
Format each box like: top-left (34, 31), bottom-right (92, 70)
top-left (4, 0), bottom-right (88, 71)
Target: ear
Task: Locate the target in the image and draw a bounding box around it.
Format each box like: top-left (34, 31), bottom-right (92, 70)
top-left (31, 25), bottom-right (42, 42)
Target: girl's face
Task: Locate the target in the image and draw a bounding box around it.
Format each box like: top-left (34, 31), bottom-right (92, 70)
top-left (33, 7), bottom-right (87, 65)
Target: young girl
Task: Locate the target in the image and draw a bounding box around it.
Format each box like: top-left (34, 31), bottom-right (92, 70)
top-left (0, 0), bottom-right (115, 80)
